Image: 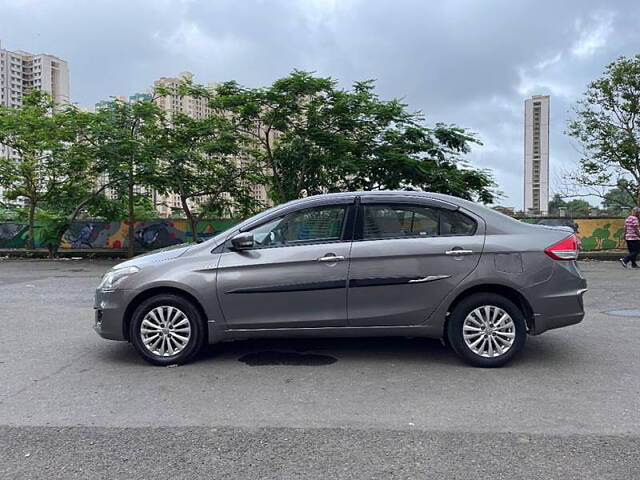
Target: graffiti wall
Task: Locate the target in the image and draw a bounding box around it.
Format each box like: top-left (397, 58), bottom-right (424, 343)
top-left (0, 217), bottom-right (632, 251)
top-left (0, 219), bottom-right (240, 250)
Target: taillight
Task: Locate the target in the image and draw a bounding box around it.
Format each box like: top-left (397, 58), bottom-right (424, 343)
top-left (545, 234), bottom-right (579, 260)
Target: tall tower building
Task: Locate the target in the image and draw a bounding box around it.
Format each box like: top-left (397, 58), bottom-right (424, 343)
top-left (524, 95), bottom-right (550, 215)
top-left (0, 41), bottom-right (70, 205)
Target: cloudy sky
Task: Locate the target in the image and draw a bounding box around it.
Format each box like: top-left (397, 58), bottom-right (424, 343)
top-left (2, 0), bottom-right (639, 207)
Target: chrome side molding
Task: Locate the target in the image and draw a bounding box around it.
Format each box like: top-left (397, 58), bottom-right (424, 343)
top-left (408, 275), bottom-right (451, 283)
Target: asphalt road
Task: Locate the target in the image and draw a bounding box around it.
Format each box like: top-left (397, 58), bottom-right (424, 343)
top-left (0, 258), bottom-right (639, 479)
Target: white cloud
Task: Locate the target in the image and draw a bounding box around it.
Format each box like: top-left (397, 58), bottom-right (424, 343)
top-left (535, 52), bottom-right (562, 70)
top-left (571, 11), bottom-right (614, 59)
top-left (159, 21), bottom-right (249, 64)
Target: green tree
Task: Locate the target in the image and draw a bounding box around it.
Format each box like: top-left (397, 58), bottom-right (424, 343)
top-left (0, 91), bottom-right (66, 248)
top-left (91, 96), bottom-right (166, 257)
top-left (0, 92), bottom-right (109, 253)
top-left (0, 201), bottom-right (20, 221)
top-left (85, 193), bottom-right (157, 222)
top-left (601, 186), bottom-right (635, 215)
top-left (154, 84), bottom-right (264, 242)
top-left (565, 199), bottom-right (592, 217)
top-left (213, 71), bottom-right (496, 204)
top-left (548, 194), bottom-right (567, 215)
top-left (567, 55), bottom-right (640, 205)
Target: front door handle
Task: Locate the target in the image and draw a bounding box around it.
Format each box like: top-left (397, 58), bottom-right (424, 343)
top-left (445, 249), bottom-right (473, 256)
top-left (317, 254), bottom-right (345, 262)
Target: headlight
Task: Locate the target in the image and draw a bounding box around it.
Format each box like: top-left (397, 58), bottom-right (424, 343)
top-left (97, 266), bottom-right (140, 291)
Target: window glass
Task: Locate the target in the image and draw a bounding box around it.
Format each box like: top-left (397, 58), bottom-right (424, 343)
top-left (362, 204), bottom-right (476, 239)
top-left (249, 206), bottom-right (346, 247)
top-left (363, 205), bottom-right (438, 239)
top-left (439, 209), bottom-right (477, 236)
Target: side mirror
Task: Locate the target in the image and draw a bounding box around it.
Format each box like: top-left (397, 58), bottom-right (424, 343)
top-left (230, 232), bottom-right (254, 250)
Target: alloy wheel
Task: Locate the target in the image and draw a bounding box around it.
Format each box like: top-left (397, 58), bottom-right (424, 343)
top-left (462, 305), bottom-right (516, 358)
top-left (139, 306), bottom-right (192, 357)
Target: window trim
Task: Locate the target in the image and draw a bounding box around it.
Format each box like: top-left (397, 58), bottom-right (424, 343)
top-left (355, 202), bottom-right (478, 242)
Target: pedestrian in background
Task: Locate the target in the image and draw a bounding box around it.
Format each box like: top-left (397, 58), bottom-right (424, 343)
top-left (620, 207), bottom-right (640, 268)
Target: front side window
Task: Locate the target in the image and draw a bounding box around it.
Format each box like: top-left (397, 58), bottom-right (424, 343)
top-left (249, 205), bottom-right (347, 248)
top-left (362, 204), bottom-right (476, 240)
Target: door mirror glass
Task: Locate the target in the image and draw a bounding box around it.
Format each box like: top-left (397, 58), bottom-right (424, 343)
top-left (230, 232), bottom-right (254, 250)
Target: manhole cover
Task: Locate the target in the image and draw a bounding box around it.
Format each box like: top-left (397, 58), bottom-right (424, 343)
top-left (604, 309), bottom-right (640, 317)
top-left (238, 351), bottom-right (337, 366)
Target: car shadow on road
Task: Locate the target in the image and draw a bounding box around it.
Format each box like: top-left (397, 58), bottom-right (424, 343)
top-left (96, 332), bottom-right (586, 370)
top-left (202, 336), bottom-right (456, 366)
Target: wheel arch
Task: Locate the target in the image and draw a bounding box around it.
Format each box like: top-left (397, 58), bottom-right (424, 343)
top-left (443, 284), bottom-right (534, 338)
top-left (123, 286), bottom-right (209, 341)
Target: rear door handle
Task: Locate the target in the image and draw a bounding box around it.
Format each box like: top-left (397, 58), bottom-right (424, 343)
top-left (317, 254), bottom-right (345, 262)
top-left (445, 249), bottom-right (473, 256)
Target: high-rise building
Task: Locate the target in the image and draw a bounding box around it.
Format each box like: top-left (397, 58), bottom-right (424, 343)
top-left (524, 95), bottom-right (550, 215)
top-left (0, 41), bottom-right (70, 205)
top-left (0, 41), bottom-right (70, 108)
top-left (153, 72), bottom-right (215, 121)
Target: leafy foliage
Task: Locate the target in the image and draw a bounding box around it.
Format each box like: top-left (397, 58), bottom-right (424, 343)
top-left (213, 71), bottom-right (496, 204)
top-left (154, 82), bottom-right (265, 241)
top-left (567, 55), bottom-right (640, 206)
top-left (0, 91), bottom-right (103, 252)
top-left (548, 194), bottom-right (592, 216)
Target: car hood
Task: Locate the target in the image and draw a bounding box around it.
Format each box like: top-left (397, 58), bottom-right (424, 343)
top-left (113, 243), bottom-right (193, 269)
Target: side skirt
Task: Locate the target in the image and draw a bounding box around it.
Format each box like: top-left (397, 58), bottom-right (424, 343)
top-left (207, 322), bottom-right (443, 343)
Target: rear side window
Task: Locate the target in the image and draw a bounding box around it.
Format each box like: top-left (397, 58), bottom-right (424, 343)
top-left (361, 204), bottom-right (476, 240)
top-left (439, 209), bottom-right (477, 236)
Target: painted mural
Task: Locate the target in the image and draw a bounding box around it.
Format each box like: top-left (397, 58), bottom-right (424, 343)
top-left (0, 217), bottom-right (631, 251)
top-left (0, 219), bottom-right (240, 250)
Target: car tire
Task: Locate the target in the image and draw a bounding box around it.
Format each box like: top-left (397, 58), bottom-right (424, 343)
top-left (447, 292), bottom-right (526, 368)
top-left (130, 294), bottom-right (205, 366)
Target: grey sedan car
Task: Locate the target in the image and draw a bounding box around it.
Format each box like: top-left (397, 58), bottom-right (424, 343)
top-left (94, 191), bottom-right (587, 367)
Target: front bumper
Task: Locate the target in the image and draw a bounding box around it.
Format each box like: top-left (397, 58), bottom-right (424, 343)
top-left (93, 289), bottom-right (134, 341)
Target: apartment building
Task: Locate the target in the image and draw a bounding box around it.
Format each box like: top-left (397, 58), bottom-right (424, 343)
top-left (0, 41), bottom-right (70, 206)
top-left (524, 95), bottom-right (550, 215)
top-left (154, 72), bottom-right (215, 121)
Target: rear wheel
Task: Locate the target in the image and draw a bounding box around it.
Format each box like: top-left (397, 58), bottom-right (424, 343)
top-left (447, 293), bottom-right (526, 367)
top-left (130, 294), bottom-right (205, 366)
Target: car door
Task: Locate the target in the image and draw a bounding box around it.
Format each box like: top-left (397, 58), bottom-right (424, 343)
top-left (347, 196), bottom-right (485, 326)
top-left (216, 200), bottom-right (355, 329)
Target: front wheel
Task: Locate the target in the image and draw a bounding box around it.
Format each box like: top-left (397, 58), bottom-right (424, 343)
top-left (447, 293), bottom-right (526, 367)
top-left (130, 294), bottom-right (205, 366)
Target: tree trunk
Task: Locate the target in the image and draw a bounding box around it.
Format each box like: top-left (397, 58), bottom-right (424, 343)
top-left (181, 196), bottom-right (198, 243)
top-left (27, 200), bottom-right (36, 250)
top-left (127, 171), bottom-right (135, 258)
top-left (48, 229), bottom-right (65, 259)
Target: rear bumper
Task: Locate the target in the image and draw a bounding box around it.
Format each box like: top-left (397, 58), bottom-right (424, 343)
top-left (530, 287), bottom-right (587, 334)
top-left (525, 261), bottom-right (588, 335)
top-left (93, 289), bottom-right (133, 341)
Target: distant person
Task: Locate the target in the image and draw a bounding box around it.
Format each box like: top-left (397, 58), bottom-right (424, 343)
top-left (620, 207), bottom-right (640, 269)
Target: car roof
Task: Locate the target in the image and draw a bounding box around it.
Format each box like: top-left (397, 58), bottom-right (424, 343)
top-left (225, 189), bottom-right (531, 237)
